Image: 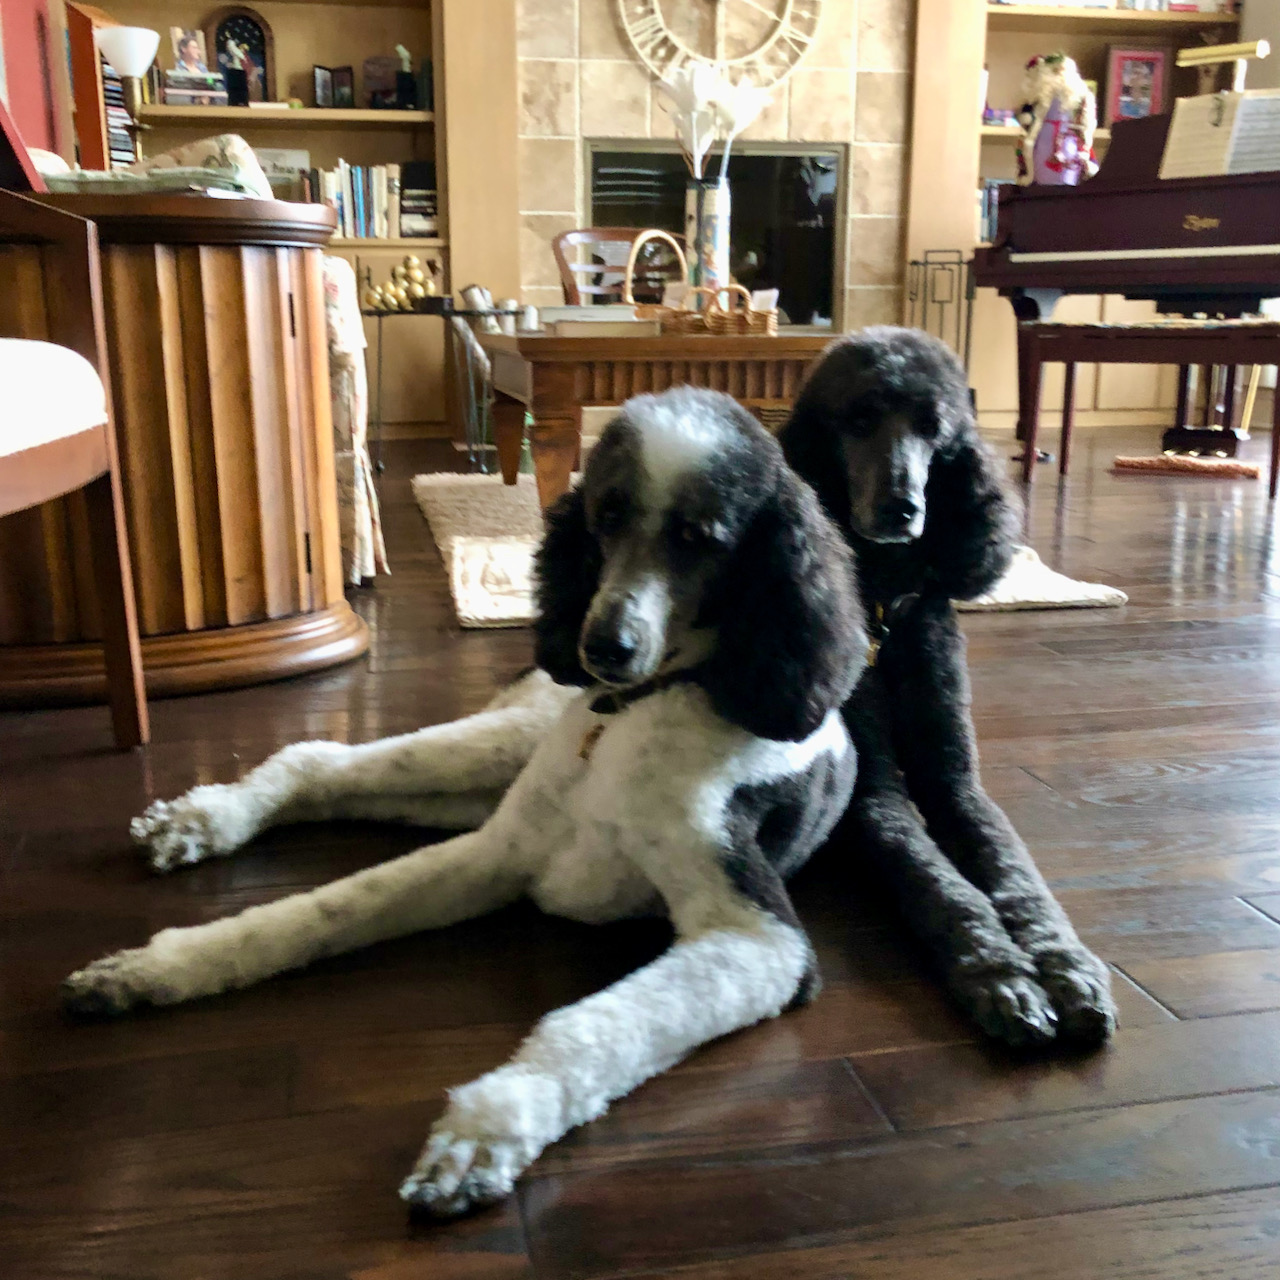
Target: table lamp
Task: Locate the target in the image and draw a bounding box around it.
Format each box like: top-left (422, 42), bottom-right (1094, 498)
top-left (93, 25), bottom-right (160, 157)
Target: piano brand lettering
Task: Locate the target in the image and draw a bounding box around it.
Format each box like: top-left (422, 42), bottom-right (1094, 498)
top-left (1183, 215), bottom-right (1222, 232)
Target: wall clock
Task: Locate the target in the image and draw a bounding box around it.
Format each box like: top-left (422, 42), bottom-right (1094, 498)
top-left (617, 0), bottom-right (824, 87)
top-left (204, 6), bottom-right (274, 103)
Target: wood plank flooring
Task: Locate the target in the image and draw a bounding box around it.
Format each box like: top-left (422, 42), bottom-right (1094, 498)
top-left (5, 424), bottom-right (1280, 1278)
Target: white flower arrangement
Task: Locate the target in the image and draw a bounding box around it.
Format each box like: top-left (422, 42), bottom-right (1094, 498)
top-left (655, 61), bottom-right (772, 180)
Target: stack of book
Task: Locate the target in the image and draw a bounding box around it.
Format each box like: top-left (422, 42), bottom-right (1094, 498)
top-left (977, 178), bottom-right (1014, 244)
top-left (162, 68), bottom-right (229, 107)
top-left (301, 161), bottom-right (437, 240)
top-left (399, 162), bottom-right (438, 237)
top-left (101, 61), bottom-right (136, 168)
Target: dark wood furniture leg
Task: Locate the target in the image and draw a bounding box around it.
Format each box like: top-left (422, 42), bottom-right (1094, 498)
top-left (84, 469), bottom-right (148, 748)
top-left (1222, 365), bottom-right (1238, 433)
top-left (1271, 361), bottom-right (1280, 500)
top-left (1175, 364), bottom-right (1190, 430)
top-left (1018, 327), bottom-right (1044, 485)
top-left (1199, 364), bottom-right (1215, 426)
top-left (492, 395), bottom-right (524, 486)
top-left (1060, 361), bottom-right (1076, 477)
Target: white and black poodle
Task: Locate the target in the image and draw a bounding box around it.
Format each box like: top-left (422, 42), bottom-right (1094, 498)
top-left (779, 325), bottom-right (1116, 1048)
top-left (63, 387), bottom-right (866, 1216)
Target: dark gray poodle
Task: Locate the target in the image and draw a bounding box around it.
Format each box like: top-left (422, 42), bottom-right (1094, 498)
top-left (779, 326), bottom-right (1116, 1047)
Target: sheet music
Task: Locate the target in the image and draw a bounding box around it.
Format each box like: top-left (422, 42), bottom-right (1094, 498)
top-left (1159, 94), bottom-right (1238, 179)
top-left (1161, 90), bottom-right (1280, 180)
top-left (1227, 93), bottom-right (1280, 175)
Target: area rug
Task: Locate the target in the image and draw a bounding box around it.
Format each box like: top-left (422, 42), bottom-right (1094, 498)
top-left (411, 474), bottom-right (1127, 628)
top-left (1113, 455), bottom-right (1261, 479)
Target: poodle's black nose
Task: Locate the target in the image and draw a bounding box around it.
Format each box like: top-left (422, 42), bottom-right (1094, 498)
top-left (582, 631), bottom-right (638, 677)
top-left (878, 497), bottom-right (921, 531)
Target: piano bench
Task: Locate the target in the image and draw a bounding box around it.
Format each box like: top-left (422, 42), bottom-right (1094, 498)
top-left (1016, 320), bottom-right (1280, 496)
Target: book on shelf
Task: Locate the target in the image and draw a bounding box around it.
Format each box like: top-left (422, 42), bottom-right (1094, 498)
top-left (399, 160), bottom-right (438, 237)
top-left (977, 178), bottom-right (1014, 244)
top-left (100, 59), bottom-right (136, 168)
top-left (299, 161), bottom-right (423, 240)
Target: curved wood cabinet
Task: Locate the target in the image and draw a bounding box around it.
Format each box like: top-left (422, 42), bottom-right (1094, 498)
top-left (0, 197), bottom-right (368, 704)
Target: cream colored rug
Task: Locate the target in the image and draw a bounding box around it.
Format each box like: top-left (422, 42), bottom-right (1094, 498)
top-left (411, 474), bottom-right (1126, 628)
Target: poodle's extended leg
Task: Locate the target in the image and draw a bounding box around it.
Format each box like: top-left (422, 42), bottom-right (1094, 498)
top-left (63, 827), bottom-right (529, 1016)
top-left (133, 670), bottom-right (574, 872)
top-left (885, 597), bottom-right (1115, 1044)
top-left (401, 905), bottom-right (810, 1217)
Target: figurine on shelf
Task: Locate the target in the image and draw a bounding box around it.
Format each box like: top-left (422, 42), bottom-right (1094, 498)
top-left (394, 43), bottom-right (418, 110)
top-left (222, 38), bottom-right (250, 107)
top-left (1015, 53), bottom-right (1098, 187)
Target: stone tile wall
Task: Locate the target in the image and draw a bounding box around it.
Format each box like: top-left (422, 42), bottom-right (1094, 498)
top-left (516, 0), bottom-right (915, 328)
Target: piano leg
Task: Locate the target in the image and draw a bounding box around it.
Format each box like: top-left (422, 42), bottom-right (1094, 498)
top-left (1060, 362), bottom-right (1076, 477)
top-left (1017, 325), bottom-right (1044, 485)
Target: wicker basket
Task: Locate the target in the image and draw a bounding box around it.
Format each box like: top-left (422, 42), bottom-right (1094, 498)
top-left (622, 229), bottom-right (778, 337)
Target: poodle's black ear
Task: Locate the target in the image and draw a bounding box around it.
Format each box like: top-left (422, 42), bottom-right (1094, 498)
top-left (777, 394), bottom-right (851, 531)
top-left (700, 469), bottom-right (867, 741)
top-left (918, 433), bottom-right (1022, 600)
top-left (533, 487), bottom-right (601, 686)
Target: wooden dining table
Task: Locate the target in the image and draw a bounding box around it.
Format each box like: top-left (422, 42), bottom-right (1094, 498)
top-left (477, 331), bottom-right (835, 508)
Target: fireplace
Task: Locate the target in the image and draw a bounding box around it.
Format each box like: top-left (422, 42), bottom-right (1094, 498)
top-left (588, 141), bottom-right (846, 329)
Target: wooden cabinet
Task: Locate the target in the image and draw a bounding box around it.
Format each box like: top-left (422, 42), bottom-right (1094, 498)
top-left (0, 196), bottom-right (368, 703)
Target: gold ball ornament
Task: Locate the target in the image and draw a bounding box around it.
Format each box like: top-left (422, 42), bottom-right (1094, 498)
top-left (406, 267), bottom-right (425, 285)
top-left (424, 276), bottom-right (438, 297)
top-left (363, 286), bottom-right (385, 310)
top-left (391, 265), bottom-right (408, 282)
top-left (406, 281), bottom-right (427, 300)
top-left (398, 291), bottom-right (414, 311)
top-left (403, 254), bottom-right (421, 270)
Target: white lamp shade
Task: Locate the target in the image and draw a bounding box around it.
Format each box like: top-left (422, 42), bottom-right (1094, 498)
top-left (94, 26), bottom-right (160, 78)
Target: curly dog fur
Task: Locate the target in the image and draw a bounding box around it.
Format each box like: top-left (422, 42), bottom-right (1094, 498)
top-left (780, 326), bottom-right (1116, 1047)
top-left (65, 388), bottom-right (867, 1215)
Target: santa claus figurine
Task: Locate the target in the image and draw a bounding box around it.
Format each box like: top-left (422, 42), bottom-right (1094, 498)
top-left (1016, 53), bottom-right (1098, 186)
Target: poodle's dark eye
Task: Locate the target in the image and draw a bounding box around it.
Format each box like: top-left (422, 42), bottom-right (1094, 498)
top-left (672, 518), bottom-right (725, 549)
top-left (593, 492), bottom-right (631, 537)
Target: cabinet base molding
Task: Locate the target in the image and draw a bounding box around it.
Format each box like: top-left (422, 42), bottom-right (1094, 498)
top-left (0, 602), bottom-right (369, 707)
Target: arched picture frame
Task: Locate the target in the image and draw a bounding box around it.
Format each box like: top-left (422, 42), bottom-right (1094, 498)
top-left (204, 6), bottom-right (274, 103)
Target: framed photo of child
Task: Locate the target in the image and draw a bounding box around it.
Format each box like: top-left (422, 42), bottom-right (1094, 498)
top-left (1104, 47), bottom-right (1167, 126)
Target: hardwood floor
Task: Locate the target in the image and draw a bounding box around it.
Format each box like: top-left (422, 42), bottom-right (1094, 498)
top-left (5, 424), bottom-right (1280, 1279)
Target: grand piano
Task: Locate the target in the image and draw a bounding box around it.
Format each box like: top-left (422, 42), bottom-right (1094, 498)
top-left (973, 112), bottom-right (1280, 454)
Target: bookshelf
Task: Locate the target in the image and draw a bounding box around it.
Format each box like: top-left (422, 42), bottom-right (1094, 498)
top-left (137, 105), bottom-right (434, 129)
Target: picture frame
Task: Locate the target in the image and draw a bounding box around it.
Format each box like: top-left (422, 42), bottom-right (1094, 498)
top-left (170, 28), bottom-right (210, 75)
top-left (1104, 46), bottom-right (1167, 126)
top-left (332, 65), bottom-right (355, 109)
top-left (313, 65), bottom-right (333, 108)
top-left (204, 6), bottom-right (274, 103)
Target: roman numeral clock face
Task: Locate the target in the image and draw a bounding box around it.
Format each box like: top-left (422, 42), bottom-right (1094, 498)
top-left (618, 0), bottom-right (823, 86)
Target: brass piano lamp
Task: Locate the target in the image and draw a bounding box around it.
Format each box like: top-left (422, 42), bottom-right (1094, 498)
top-left (1176, 39), bottom-right (1270, 94)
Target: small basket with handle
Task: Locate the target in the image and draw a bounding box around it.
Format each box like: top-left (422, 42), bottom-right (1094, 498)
top-left (622, 229), bottom-right (778, 336)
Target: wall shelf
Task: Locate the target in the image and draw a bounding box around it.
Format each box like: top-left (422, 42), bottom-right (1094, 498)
top-left (138, 105), bottom-right (434, 130)
top-left (980, 124), bottom-right (1112, 140)
top-left (987, 5), bottom-right (1240, 37)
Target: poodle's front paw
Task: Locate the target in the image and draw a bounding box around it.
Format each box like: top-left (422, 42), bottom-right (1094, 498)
top-left (954, 970), bottom-right (1059, 1048)
top-left (1037, 949), bottom-right (1117, 1046)
top-left (63, 948), bottom-right (169, 1018)
top-left (131, 787), bottom-right (244, 873)
top-left (399, 1129), bottom-right (524, 1218)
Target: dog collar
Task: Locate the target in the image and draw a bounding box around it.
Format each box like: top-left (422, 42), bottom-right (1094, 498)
top-left (579, 673), bottom-right (694, 760)
top-left (866, 592), bottom-right (920, 667)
